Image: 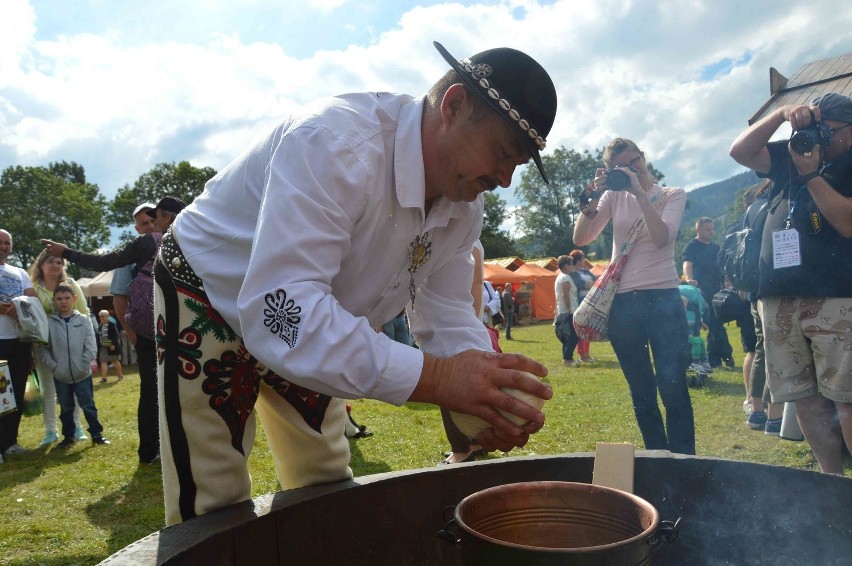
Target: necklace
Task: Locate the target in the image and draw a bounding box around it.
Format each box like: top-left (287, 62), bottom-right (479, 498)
top-left (406, 231), bottom-right (432, 310)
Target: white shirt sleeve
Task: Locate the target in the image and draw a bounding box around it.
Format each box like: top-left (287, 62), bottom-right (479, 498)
top-left (235, 125), bottom-right (421, 405)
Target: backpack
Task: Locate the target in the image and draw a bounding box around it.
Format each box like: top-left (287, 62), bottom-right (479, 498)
top-left (125, 233), bottom-right (162, 340)
top-left (719, 201), bottom-right (768, 294)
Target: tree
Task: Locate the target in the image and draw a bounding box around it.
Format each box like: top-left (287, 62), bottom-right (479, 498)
top-left (480, 192), bottom-right (518, 258)
top-left (513, 147), bottom-right (599, 258)
top-left (108, 161), bottom-right (216, 235)
top-left (0, 162), bottom-right (109, 270)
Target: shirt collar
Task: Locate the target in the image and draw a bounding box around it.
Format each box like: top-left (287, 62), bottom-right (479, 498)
top-left (392, 96), bottom-right (459, 229)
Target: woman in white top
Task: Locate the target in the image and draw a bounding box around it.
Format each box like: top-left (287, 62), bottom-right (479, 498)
top-left (554, 255), bottom-right (580, 366)
top-left (28, 251), bottom-right (89, 446)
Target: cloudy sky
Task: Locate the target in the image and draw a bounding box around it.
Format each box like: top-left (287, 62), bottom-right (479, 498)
top-left (2, 0), bottom-right (851, 215)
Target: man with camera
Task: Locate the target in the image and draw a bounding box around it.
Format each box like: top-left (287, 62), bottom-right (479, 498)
top-left (729, 92), bottom-right (852, 474)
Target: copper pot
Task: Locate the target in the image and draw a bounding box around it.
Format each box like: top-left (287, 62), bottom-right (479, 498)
top-left (440, 481), bottom-right (679, 566)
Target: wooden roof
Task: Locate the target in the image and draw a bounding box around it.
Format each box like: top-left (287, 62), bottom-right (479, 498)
top-left (749, 52), bottom-right (852, 124)
top-left (487, 256), bottom-right (525, 271)
top-left (525, 257), bottom-right (558, 271)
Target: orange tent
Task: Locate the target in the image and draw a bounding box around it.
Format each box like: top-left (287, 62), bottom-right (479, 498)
top-left (514, 264), bottom-right (557, 320)
top-left (483, 263), bottom-right (529, 286)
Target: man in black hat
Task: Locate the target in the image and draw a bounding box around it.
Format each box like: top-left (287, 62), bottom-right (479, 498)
top-left (730, 92), bottom-right (852, 474)
top-left (41, 196), bottom-right (186, 465)
top-left (154, 41), bottom-right (557, 524)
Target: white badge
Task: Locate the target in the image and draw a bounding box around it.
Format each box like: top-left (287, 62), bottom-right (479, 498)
top-left (772, 229), bottom-right (801, 269)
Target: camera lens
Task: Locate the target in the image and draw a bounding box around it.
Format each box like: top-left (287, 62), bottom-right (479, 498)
top-left (607, 169), bottom-right (630, 190)
top-left (790, 128), bottom-right (819, 155)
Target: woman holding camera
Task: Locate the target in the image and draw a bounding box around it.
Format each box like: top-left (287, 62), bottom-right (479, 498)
top-left (573, 137), bottom-right (694, 455)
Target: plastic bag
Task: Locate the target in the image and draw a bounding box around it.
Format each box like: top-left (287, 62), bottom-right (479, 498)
top-left (23, 371), bottom-right (43, 417)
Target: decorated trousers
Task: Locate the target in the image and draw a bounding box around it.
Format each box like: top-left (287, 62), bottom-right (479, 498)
top-left (154, 230), bottom-right (352, 526)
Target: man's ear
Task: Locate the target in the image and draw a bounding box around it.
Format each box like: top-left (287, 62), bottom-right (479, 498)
top-left (439, 83), bottom-right (469, 125)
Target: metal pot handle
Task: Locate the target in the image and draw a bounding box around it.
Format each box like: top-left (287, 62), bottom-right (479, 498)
top-left (649, 517), bottom-right (681, 550)
top-left (437, 505), bottom-right (461, 545)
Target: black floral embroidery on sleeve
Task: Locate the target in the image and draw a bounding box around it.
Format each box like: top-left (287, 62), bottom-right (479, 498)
top-left (263, 288), bottom-right (301, 347)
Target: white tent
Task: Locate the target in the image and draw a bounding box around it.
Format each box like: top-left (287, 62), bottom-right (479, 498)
top-left (79, 271), bottom-right (114, 297)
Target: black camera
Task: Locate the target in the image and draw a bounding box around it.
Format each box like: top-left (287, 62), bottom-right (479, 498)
top-left (789, 112), bottom-right (833, 155)
top-left (605, 167), bottom-right (634, 190)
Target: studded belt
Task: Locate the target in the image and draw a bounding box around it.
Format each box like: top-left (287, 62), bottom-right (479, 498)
top-left (158, 229), bottom-right (204, 295)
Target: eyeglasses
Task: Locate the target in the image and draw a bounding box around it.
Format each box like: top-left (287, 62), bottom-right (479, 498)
top-left (828, 123), bottom-right (852, 139)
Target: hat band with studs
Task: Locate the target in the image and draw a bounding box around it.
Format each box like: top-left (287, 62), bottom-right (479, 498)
top-left (460, 58), bottom-right (547, 151)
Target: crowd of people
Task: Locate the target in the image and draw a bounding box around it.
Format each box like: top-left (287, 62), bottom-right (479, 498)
top-left (0, 43), bottom-right (848, 531)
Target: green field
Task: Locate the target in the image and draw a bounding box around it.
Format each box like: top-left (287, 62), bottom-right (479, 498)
top-left (1, 322), bottom-right (846, 565)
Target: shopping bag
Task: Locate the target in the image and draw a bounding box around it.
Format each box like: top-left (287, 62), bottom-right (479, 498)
top-left (23, 371), bottom-right (43, 417)
top-left (0, 361), bottom-right (17, 416)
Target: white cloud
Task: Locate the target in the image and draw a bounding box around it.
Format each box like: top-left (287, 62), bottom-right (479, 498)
top-left (1, 0), bottom-right (851, 196)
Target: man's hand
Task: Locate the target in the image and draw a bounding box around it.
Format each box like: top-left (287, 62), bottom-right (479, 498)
top-left (40, 239), bottom-right (67, 257)
top-left (411, 350), bottom-right (552, 446)
top-left (0, 301), bottom-right (16, 318)
top-left (789, 142), bottom-right (821, 176)
top-left (782, 103), bottom-right (820, 132)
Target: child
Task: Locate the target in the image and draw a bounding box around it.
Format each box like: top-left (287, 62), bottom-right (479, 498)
top-left (38, 283), bottom-right (110, 447)
top-left (97, 309), bottom-right (123, 383)
top-left (678, 280), bottom-right (713, 374)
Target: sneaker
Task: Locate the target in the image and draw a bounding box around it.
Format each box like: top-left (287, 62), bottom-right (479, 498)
top-left (723, 357), bottom-right (736, 369)
top-left (581, 357), bottom-right (596, 363)
top-left (742, 399), bottom-right (753, 415)
top-left (4, 444), bottom-right (29, 456)
top-left (563, 359), bottom-right (579, 367)
top-left (57, 437), bottom-right (75, 449)
top-left (38, 432), bottom-right (59, 447)
top-left (746, 410), bottom-right (768, 430)
top-left (75, 428), bottom-right (89, 441)
top-left (140, 453), bottom-right (161, 466)
top-left (92, 437), bottom-right (111, 445)
top-left (699, 362), bottom-right (714, 373)
top-left (688, 363), bottom-right (704, 373)
top-left (764, 418), bottom-right (782, 436)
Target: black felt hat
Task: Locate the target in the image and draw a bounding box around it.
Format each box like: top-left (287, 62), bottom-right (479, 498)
top-left (433, 41), bottom-right (557, 183)
top-left (146, 196), bottom-right (186, 217)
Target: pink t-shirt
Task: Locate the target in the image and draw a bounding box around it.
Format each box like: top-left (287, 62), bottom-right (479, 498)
top-left (581, 185), bottom-right (686, 293)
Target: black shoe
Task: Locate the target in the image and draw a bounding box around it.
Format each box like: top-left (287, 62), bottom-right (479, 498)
top-left (352, 426), bottom-right (373, 439)
top-left (723, 357), bottom-right (735, 368)
top-left (57, 437), bottom-right (75, 449)
top-left (140, 453), bottom-right (161, 465)
top-left (92, 437), bottom-right (111, 445)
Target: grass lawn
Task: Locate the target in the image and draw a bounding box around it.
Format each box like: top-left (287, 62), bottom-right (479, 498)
top-left (2, 322), bottom-right (848, 565)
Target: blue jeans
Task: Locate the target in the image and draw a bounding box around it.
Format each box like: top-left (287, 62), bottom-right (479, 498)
top-left (55, 377), bottom-right (103, 439)
top-left (381, 314), bottom-right (412, 346)
top-left (608, 289), bottom-right (695, 454)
